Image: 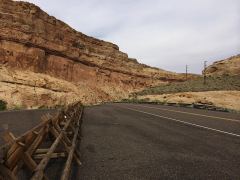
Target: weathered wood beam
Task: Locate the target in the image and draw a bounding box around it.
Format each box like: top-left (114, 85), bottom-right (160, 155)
top-left (31, 113), bottom-right (74, 180)
top-left (5, 142), bottom-right (25, 170)
top-left (33, 152), bottom-right (66, 160)
top-left (61, 120), bottom-right (80, 180)
top-left (51, 122), bottom-right (82, 166)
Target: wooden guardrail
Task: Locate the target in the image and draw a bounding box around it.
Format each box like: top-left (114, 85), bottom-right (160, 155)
top-left (0, 102), bottom-right (83, 180)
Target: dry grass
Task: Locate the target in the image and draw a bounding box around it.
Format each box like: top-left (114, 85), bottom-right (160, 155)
top-left (136, 75), bottom-right (240, 96)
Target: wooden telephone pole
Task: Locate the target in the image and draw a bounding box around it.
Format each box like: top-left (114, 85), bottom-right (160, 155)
top-left (185, 65), bottom-right (188, 81)
top-left (203, 61), bottom-right (207, 85)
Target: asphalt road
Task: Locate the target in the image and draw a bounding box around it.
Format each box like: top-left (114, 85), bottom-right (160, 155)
top-left (77, 103), bottom-right (240, 180)
top-left (0, 109), bottom-right (57, 145)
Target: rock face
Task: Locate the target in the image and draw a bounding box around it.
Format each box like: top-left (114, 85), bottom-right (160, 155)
top-left (0, 66), bottom-right (114, 108)
top-left (0, 0), bottom-right (185, 108)
top-left (205, 55), bottom-right (240, 76)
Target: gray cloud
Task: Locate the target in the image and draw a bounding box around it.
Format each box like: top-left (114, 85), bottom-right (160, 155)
top-left (18, 0), bottom-right (240, 73)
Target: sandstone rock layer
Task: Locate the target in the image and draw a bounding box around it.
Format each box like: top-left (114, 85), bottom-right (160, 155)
top-left (205, 55), bottom-right (240, 76)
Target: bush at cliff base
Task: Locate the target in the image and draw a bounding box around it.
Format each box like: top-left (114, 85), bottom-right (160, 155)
top-left (0, 100), bottom-right (7, 111)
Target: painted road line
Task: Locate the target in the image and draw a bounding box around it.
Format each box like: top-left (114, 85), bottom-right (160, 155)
top-left (124, 107), bottom-right (240, 138)
top-left (132, 104), bottom-right (240, 123)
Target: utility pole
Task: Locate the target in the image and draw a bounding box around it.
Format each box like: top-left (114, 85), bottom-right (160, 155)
top-left (203, 61), bottom-right (207, 85)
top-left (185, 65), bottom-right (188, 81)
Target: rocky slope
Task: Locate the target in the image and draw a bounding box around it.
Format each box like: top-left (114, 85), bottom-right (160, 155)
top-left (0, 0), bottom-right (186, 108)
top-left (205, 54), bottom-right (240, 76)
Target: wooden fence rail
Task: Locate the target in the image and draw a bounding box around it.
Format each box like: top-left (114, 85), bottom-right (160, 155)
top-left (0, 102), bottom-right (83, 180)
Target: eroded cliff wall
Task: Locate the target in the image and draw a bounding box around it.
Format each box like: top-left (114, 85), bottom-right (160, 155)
top-left (0, 0), bottom-right (185, 108)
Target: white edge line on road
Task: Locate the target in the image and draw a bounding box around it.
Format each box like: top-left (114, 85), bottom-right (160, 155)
top-left (125, 107), bottom-right (240, 138)
top-left (133, 104), bottom-right (240, 123)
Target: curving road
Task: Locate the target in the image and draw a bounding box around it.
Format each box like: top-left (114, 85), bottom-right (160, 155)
top-left (78, 103), bottom-right (240, 180)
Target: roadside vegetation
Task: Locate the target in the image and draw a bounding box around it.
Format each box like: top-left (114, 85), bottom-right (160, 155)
top-left (135, 75), bottom-right (240, 96)
top-left (120, 97), bottom-right (238, 113)
top-left (0, 100), bottom-right (7, 111)
top-left (121, 98), bottom-right (151, 103)
top-left (121, 98), bottom-right (168, 105)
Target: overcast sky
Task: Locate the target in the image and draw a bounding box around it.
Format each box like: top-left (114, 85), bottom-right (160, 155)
top-left (18, 0), bottom-right (240, 74)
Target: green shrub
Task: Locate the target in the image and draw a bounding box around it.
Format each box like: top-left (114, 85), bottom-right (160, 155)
top-left (13, 104), bottom-right (23, 110)
top-left (0, 100), bottom-right (7, 111)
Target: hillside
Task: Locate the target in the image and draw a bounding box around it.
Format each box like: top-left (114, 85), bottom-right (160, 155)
top-left (205, 54), bottom-right (240, 76)
top-left (134, 55), bottom-right (240, 111)
top-left (0, 0), bottom-right (187, 109)
top-left (136, 75), bottom-right (240, 96)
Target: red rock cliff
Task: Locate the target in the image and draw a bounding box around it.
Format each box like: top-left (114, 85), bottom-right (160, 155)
top-left (0, 0), bottom-right (185, 107)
